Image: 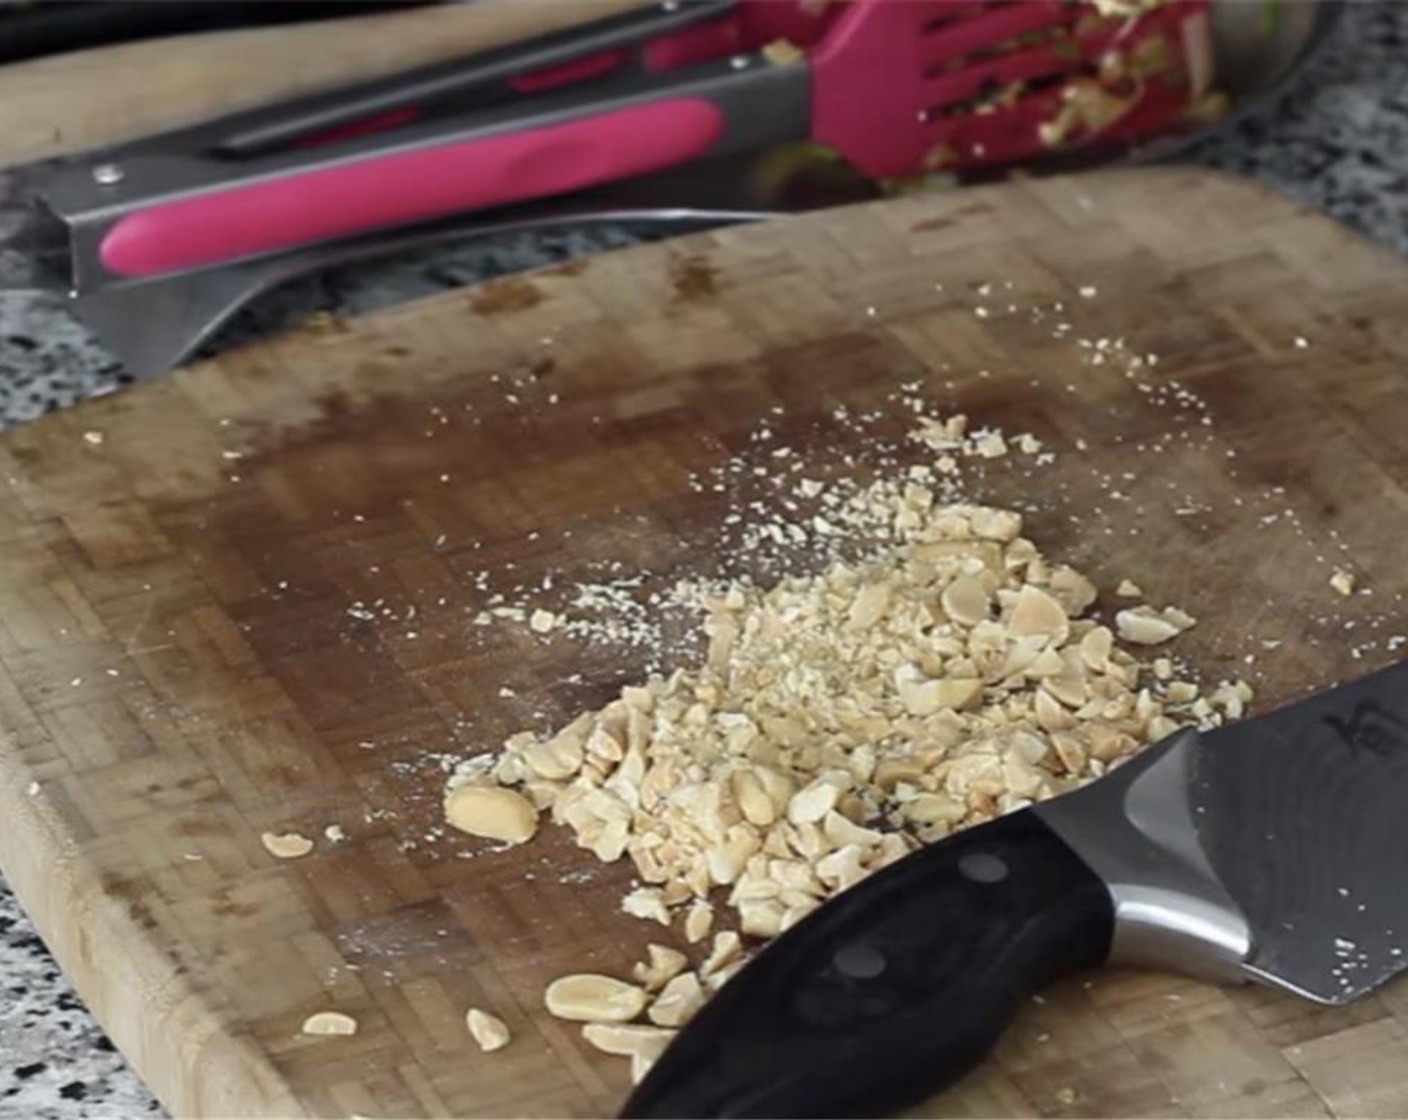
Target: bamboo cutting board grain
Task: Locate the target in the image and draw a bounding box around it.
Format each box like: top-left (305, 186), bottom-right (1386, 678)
top-left (3, 167), bottom-right (1408, 1119)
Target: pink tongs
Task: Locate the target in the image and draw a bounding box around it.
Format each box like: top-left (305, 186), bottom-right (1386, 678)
top-left (39, 0), bottom-right (1210, 284)
top-left (6, 0), bottom-right (1210, 375)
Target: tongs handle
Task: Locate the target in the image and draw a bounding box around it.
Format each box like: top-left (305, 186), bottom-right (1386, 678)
top-left (99, 58), bottom-right (808, 279)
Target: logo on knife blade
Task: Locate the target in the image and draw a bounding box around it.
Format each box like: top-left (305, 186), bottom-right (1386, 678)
top-left (1325, 701), bottom-right (1408, 760)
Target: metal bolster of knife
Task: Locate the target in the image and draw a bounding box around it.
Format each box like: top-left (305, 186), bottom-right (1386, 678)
top-left (1037, 730), bottom-right (1253, 984)
top-left (10, 0), bottom-right (806, 377)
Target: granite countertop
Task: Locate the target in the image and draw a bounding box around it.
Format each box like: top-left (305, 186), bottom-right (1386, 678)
top-left (2, 4), bottom-right (1406, 1116)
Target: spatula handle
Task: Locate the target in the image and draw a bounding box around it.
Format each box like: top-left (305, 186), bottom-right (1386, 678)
top-left (95, 55), bottom-right (808, 280)
top-left (623, 809), bottom-right (1115, 1119)
top-left (96, 98), bottom-right (727, 278)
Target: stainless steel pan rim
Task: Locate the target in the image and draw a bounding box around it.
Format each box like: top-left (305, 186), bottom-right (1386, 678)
top-left (1128, 0), bottom-right (1345, 165)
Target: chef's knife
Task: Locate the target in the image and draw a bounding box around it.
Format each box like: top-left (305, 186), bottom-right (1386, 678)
top-left (623, 659), bottom-right (1408, 1119)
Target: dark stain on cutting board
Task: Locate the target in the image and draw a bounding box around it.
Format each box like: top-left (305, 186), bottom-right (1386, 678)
top-left (670, 253), bottom-right (719, 302)
top-left (468, 275), bottom-right (545, 314)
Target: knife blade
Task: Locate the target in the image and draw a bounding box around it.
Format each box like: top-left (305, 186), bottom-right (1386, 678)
top-left (622, 659), bottom-right (1408, 1119)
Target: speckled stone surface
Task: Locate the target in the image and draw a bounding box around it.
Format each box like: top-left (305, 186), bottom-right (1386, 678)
top-left (0, 4), bottom-right (1405, 1116)
top-left (0, 902), bottom-right (161, 1119)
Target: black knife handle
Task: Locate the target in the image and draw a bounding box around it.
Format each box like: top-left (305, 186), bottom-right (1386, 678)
top-left (622, 808), bottom-right (1115, 1119)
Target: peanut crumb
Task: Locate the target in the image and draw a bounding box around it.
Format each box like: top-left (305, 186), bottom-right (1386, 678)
top-left (301, 1011), bottom-right (357, 1036)
top-left (261, 831), bottom-right (314, 859)
top-left (466, 1008), bottom-right (511, 1052)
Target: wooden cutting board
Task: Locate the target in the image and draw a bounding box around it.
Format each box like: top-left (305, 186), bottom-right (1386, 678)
top-left (3, 166), bottom-right (1408, 1120)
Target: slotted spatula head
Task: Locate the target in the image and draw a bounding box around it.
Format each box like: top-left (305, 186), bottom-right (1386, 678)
top-left (809, 0), bottom-right (1210, 179)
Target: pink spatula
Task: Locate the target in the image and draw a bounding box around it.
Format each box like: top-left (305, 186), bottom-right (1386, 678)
top-left (91, 0), bottom-right (1210, 280)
